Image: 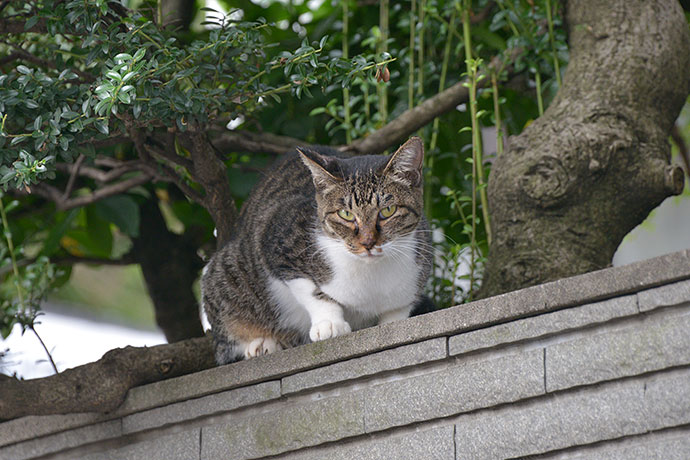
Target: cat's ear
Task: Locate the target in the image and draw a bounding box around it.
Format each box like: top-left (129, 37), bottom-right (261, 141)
top-left (297, 148), bottom-right (343, 192)
top-left (381, 137), bottom-right (424, 187)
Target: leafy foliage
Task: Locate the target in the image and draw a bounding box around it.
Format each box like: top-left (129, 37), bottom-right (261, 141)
top-left (0, 0), bottom-right (569, 347)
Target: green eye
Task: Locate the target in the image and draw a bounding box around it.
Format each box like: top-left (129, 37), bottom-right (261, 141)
top-left (337, 209), bottom-right (355, 221)
top-left (379, 205), bottom-right (397, 219)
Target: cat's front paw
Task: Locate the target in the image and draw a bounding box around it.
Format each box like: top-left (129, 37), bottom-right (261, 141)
top-left (310, 319), bottom-right (351, 342)
top-left (244, 337), bottom-right (283, 359)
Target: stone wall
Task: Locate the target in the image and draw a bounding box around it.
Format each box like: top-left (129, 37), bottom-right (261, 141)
top-left (1, 250), bottom-right (689, 460)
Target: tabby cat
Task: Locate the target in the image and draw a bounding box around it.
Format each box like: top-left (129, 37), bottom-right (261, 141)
top-left (201, 137), bottom-right (432, 364)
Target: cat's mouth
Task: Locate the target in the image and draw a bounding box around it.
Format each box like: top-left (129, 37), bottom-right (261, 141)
top-left (352, 246), bottom-right (384, 258)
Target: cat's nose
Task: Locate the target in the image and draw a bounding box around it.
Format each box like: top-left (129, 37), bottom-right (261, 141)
top-left (359, 231), bottom-right (377, 250)
top-left (360, 237), bottom-right (376, 250)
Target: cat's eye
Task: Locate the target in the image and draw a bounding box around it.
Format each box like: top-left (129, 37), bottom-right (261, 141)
top-left (337, 209), bottom-right (355, 221)
top-left (379, 205), bottom-right (397, 219)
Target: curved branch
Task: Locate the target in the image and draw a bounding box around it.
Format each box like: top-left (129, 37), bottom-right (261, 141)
top-left (0, 335), bottom-right (214, 421)
top-left (210, 129), bottom-right (308, 156)
top-left (347, 79), bottom-right (474, 155)
top-left (28, 172), bottom-right (153, 211)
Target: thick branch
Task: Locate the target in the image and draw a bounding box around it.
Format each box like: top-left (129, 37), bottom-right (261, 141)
top-left (0, 335), bottom-right (214, 421)
top-left (184, 129), bottom-right (239, 247)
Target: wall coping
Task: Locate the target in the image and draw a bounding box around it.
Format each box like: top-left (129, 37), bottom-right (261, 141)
top-left (1, 248), bottom-right (689, 450)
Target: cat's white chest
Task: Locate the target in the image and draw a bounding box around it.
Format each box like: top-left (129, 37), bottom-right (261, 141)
top-left (317, 234), bottom-right (421, 317)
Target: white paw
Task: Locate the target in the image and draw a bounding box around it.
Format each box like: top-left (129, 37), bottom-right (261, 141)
top-left (310, 319), bottom-right (351, 342)
top-left (244, 337), bottom-right (283, 359)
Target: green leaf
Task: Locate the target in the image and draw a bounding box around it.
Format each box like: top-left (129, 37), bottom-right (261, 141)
top-left (24, 15), bottom-right (39, 31)
top-left (1, 169), bottom-right (16, 184)
top-left (94, 195), bottom-right (140, 237)
top-left (41, 208), bottom-right (79, 256)
top-left (94, 119), bottom-right (109, 135)
top-left (121, 71), bottom-right (137, 83)
top-left (16, 65), bottom-right (31, 75)
top-left (106, 71), bottom-right (122, 81)
top-left (133, 48), bottom-right (146, 62)
top-left (117, 91), bottom-right (131, 104)
top-left (84, 206), bottom-right (113, 257)
top-left (114, 53), bottom-right (133, 62)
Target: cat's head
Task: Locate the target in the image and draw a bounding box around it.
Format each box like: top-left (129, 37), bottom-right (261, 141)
top-left (298, 137), bottom-right (424, 259)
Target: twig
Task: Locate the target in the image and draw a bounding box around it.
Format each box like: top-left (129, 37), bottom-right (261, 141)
top-left (144, 142), bottom-right (194, 171)
top-left (210, 129), bottom-right (306, 155)
top-left (30, 173), bottom-right (153, 211)
top-left (61, 154), bottom-right (85, 200)
top-left (29, 325), bottom-right (59, 374)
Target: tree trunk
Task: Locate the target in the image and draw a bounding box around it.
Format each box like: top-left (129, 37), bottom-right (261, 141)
top-left (480, 0), bottom-right (690, 297)
top-left (133, 198), bottom-right (205, 343)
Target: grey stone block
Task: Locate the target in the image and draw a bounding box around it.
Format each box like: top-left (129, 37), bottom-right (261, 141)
top-left (282, 337), bottom-right (447, 395)
top-left (540, 250), bottom-right (690, 310)
top-left (644, 367), bottom-right (690, 428)
top-left (449, 295), bottom-right (637, 356)
top-left (364, 348), bottom-right (544, 432)
top-left (79, 429), bottom-right (200, 460)
top-left (637, 278), bottom-right (690, 312)
top-left (0, 420), bottom-right (120, 460)
top-left (201, 391), bottom-right (365, 460)
top-left (0, 412), bottom-right (108, 448)
top-left (545, 308), bottom-right (690, 392)
top-left (454, 368), bottom-right (690, 460)
top-left (281, 425), bottom-right (455, 460)
top-left (535, 428), bottom-right (690, 459)
top-left (123, 380), bottom-right (280, 433)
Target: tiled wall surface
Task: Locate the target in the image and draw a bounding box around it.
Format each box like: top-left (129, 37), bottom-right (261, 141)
top-left (2, 250), bottom-right (689, 460)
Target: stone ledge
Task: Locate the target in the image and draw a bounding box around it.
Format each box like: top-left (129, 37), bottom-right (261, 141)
top-left (116, 249), bottom-right (690, 417)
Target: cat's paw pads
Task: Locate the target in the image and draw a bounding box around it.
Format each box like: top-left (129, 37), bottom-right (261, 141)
top-left (310, 320), bottom-right (351, 342)
top-left (244, 337), bottom-right (282, 358)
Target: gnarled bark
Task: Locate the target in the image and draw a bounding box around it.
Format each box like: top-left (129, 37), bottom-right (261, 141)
top-left (480, 0), bottom-right (690, 297)
top-left (0, 335), bottom-right (214, 421)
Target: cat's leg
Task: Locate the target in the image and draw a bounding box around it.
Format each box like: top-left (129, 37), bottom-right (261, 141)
top-left (210, 327), bottom-right (245, 365)
top-left (285, 278), bottom-right (352, 341)
top-left (378, 304), bottom-right (413, 325)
